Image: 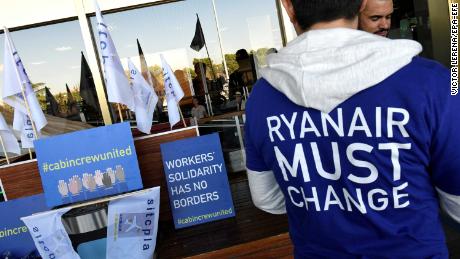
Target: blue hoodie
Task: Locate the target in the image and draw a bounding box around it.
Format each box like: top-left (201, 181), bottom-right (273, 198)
top-left (245, 28), bottom-right (459, 258)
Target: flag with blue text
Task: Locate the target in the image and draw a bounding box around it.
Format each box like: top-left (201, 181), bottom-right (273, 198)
top-left (22, 207), bottom-right (80, 259)
top-left (2, 26), bottom-right (47, 143)
top-left (106, 187), bottom-right (160, 259)
top-left (160, 55), bottom-right (184, 128)
top-left (0, 112), bottom-right (20, 155)
top-left (128, 58), bottom-right (158, 134)
top-left (136, 39), bottom-right (155, 88)
top-left (94, 0), bottom-right (134, 111)
top-left (13, 110), bottom-right (35, 149)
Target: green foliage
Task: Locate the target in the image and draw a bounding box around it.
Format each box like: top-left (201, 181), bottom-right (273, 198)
top-left (184, 67), bottom-right (196, 78)
top-left (71, 85), bottom-right (82, 102)
top-left (225, 54), bottom-right (238, 75)
top-left (149, 65), bottom-right (162, 75)
top-left (35, 83), bottom-right (83, 113)
top-left (33, 83), bottom-right (47, 110)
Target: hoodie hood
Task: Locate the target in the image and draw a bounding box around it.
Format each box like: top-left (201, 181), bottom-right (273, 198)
top-left (260, 28), bottom-right (422, 113)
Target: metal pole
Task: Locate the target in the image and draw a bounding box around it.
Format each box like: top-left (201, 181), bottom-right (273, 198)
top-left (234, 115), bottom-right (246, 166)
top-left (211, 0), bottom-right (230, 80)
top-left (253, 53), bottom-right (261, 79)
top-left (198, 62), bottom-right (214, 116)
top-left (177, 104), bottom-right (187, 128)
top-left (0, 135), bottom-right (10, 164)
top-left (276, 0), bottom-right (288, 47)
top-left (206, 94), bottom-right (214, 115)
top-left (243, 86), bottom-right (249, 101)
top-left (276, 0), bottom-right (297, 46)
top-left (117, 104), bottom-right (124, 122)
top-left (186, 69), bottom-right (195, 96)
top-left (74, 0), bottom-right (113, 125)
top-left (196, 13), bottom-right (217, 80)
top-left (204, 44), bottom-right (217, 80)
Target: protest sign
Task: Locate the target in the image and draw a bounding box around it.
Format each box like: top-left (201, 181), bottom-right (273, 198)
top-left (0, 194), bottom-right (48, 256)
top-left (161, 133), bottom-right (235, 228)
top-left (35, 122), bottom-right (143, 207)
top-left (106, 187), bottom-right (160, 259)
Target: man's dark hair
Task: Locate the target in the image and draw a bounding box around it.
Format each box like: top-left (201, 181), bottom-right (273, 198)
top-left (291, 0), bottom-right (362, 30)
top-left (235, 49), bottom-right (249, 61)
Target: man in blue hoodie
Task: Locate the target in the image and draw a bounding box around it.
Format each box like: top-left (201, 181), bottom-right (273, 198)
top-left (244, 0), bottom-right (459, 258)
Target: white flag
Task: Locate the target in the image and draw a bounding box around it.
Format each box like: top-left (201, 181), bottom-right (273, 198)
top-left (128, 59), bottom-right (158, 134)
top-left (106, 187), bottom-right (160, 259)
top-left (13, 110), bottom-right (35, 149)
top-left (160, 55), bottom-right (184, 128)
top-left (94, 0), bottom-right (135, 111)
top-left (0, 112), bottom-right (20, 155)
top-left (2, 27), bottom-right (47, 132)
top-left (21, 207), bottom-right (81, 259)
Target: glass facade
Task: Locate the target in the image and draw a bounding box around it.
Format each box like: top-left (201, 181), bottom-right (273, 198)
top-left (89, 0), bottom-right (225, 122)
top-left (390, 0), bottom-right (435, 59)
top-left (0, 21), bottom-right (101, 139)
top-left (215, 0), bottom-right (283, 72)
top-left (88, 0), bottom-right (284, 121)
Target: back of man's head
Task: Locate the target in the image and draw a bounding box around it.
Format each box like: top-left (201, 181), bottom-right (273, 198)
top-left (289, 0), bottom-right (363, 30)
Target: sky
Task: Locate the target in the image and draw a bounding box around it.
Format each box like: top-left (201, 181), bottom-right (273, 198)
top-left (0, 0), bottom-right (283, 96)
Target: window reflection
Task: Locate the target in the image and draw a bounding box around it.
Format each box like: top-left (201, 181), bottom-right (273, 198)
top-left (89, 0), bottom-right (224, 122)
top-left (0, 21), bottom-right (103, 140)
top-left (389, 0), bottom-right (434, 60)
top-left (202, 0), bottom-right (283, 113)
top-left (89, 0), bottom-right (284, 123)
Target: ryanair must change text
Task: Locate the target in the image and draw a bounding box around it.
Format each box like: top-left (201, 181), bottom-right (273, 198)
top-left (267, 107), bottom-right (414, 214)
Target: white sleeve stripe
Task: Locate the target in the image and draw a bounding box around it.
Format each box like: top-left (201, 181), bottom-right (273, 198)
top-left (436, 187), bottom-right (460, 224)
top-left (247, 169), bottom-right (286, 215)
top-left (246, 168), bottom-right (270, 175)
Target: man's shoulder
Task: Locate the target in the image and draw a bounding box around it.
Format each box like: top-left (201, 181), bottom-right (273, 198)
top-left (249, 78), bottom-right (281, 96)
top-left (403, 57), bottom-right (449, 78)
top-left (387, 56), bottom-right (450, 94)
top-left (246, 78), bottom-right (277, 109)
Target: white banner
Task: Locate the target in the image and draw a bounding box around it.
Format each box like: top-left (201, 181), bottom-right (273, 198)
top-left (128, 59), bottom-right (158, 134)
top-left (21, 207), bottom-right (80, 259)
top-left (2, 27), bottom-right (47, 132)
top-left (94, 0), bottom-right (135, 111)
top-left (0, 179), bottom-right (6, 201)
top-left (106, 187), bottom-right (160, 259)
top-left (13, 110), bottom-right (35, 149)
top-left (160, 55), bottom-right (184, 128)
top-left (0, 112), bottom-right (20, 155)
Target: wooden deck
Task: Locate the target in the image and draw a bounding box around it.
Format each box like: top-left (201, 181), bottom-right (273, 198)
top-left (187, 233), bottom-right (293, 259)
top-left (155, 171), bottom-right (460, 258)
top-left (155, 173), bottom-right (290, 258)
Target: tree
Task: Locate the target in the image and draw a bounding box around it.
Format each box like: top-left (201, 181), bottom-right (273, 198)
top-left (192, 58), bottom-right (227, 79)
top-left (71, 85), bottom-right (82, 102)
top-left (56, 93), bottom-right (67, 112)
top-left (33, 82), bottom-right (47, 111)
top-left (224, 54), bottom-right (238, 75)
